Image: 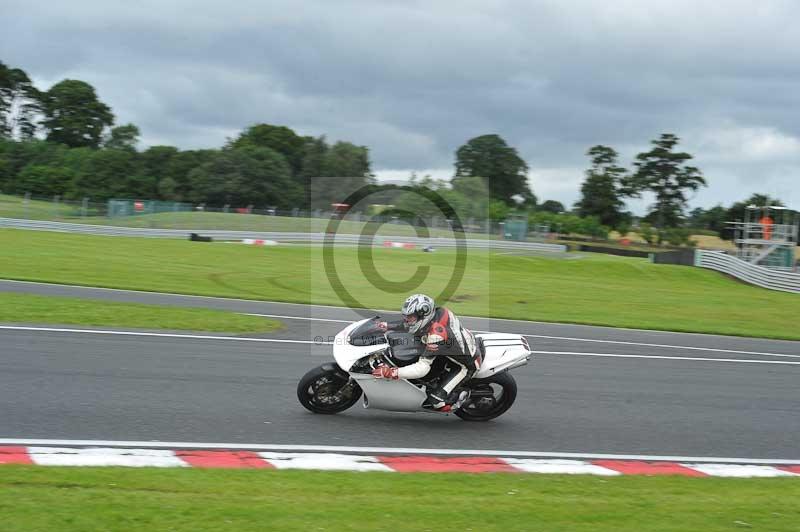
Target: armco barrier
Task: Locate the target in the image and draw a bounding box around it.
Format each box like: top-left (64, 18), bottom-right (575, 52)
top-left (0, 218), bottom-right (567, 254)
top-left (694, 249), bottom-right (800, 294)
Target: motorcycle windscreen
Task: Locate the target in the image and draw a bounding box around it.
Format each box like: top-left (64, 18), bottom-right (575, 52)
top-left (386, 332), bottom-right (426, 362)
top-left (349, 317), bottom-right (389, 346)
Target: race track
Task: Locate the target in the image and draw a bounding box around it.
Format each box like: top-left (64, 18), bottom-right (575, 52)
top-left (2, 280), bottom-right (799, 459)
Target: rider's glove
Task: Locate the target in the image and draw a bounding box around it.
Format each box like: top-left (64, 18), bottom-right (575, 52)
top-left (372, 365), bottom-right (399, 379)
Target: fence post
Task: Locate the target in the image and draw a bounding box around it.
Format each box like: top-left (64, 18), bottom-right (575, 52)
top-left (23, 192), bottom-right (30, 219)
top-left (81, 198), bottom-right (89, 219)
top-left (53, 195), bottom-right (60, 219)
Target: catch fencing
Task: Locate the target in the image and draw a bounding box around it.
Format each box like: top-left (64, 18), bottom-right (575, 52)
top-left (0, 217), bottom-right (567, 253)
top-left (694, 249), bottom-right (800, 294)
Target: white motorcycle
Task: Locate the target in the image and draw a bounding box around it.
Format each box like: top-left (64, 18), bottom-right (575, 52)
top-left (297, 316), bottom-right (532, 421)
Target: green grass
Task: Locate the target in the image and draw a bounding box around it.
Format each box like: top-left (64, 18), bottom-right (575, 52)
top-left (0, 193), bottom-right (83, 219)
top-left (1, 229), bottom-right (798, 339)
top-left (0, 193), bottom-right (492, 238)
top-left (0, 466), bottom-right (798, 531)
top-left (99, 210), bottom-right (489, 238)
top-left (0, 292), bottom-right (281, 333)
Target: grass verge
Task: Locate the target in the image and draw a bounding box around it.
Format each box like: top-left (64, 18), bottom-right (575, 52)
top-left (0, 193), bottom-right (488, 238)
top-left (1, 466), bottom-right (798, 531)
top-left (0, 292), bottom-right (281, 333)
top-left (1, 229), bottom-right (798, 339)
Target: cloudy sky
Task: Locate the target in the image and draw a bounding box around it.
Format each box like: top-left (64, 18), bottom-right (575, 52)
top-left (3, 0), bottom-right (799, 212)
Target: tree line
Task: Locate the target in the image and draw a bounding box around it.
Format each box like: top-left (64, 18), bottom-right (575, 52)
top-left (0, 60), bottom-right (373, 208)
top-left (2, 59), bottom-right (792, 244)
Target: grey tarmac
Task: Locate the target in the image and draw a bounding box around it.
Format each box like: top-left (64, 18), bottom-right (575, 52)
top-left (1, 279), bottom-right (798, 459)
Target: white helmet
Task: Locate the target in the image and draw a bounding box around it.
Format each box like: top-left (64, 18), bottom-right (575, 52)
top-left (401, 294), bottom-right (435, 334)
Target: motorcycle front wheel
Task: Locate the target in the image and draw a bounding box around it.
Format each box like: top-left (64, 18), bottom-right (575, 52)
top-left (297, 364), bottom-right (362, 414)
top-left (455, 372), bottom-right (518, 422)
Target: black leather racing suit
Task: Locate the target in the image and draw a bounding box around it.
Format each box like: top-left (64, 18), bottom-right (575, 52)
top-left (390, 307), bottom-right (480, 408)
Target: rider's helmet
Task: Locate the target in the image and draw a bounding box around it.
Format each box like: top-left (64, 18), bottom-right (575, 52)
top-left (401, 294), bottom-right (435, 334)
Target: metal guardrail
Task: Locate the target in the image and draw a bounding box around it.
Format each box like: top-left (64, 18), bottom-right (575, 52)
top-left (694, 249), bottom-right (800, 294)
top-left (0, 217), bottom-right (567, 253)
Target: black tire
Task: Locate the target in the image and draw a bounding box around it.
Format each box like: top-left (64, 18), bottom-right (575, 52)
top-left (297, 364), bottom-right (362, 414)
top-left (455, 372), bottom-right (518, 422)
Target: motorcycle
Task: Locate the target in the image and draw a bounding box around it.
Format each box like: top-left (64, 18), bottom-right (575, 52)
top-left (297, 316), bottom-right (532, 421)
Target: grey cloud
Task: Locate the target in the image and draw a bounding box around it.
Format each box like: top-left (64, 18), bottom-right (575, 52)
top-left (3, 0), bottom-right (800, 211)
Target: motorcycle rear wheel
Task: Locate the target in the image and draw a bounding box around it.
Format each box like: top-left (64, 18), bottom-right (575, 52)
top-left (455, 373), bottom-right (518, 422)
top-left (297, 364), bottom-right (362, 414)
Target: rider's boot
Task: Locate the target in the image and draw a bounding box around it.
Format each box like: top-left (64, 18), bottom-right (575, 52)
top-left (427, 389), bottom-right (469, 412)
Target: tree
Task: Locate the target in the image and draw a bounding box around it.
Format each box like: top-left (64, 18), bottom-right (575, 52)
top-left (688, 204), bottom-right (727, 234)
top-left (157, 176), bottom-right (178, 200)
top-left (622, 133), bottom-right (706, 244)
top-left (538, 200), bottom-right (565, 214)
top-left (0, 139), bottom-right (71, 193)
top-left (392, 175), bottom-right (456, 222)
top-left (188, 146), bottom-right (300, 208)
top-left (298, 136), bottom-right (327, 180)
top-left (454, 134), bottom-right (532, 204)
top-left (576, 145), bottom-right (629, 229)
top-left (488, 199), bottom-right (510, 222)
top-left (0, 61), bottom-right (41, 140)
top-left (726, 194), bottom-right (784, 223)
top-left (722, 194), bottom-right (786, 240)
top-left (451, 174), bottom-right (491, 219)
top-left (310, 141), bottom-right (373, 208)
top-left (528, 210), bottom-right (609, 239)
top-left (139, 145), bottom-right (179, 199)
top-left (16, 164), bottom-right (74, 197)
top-left (70, 148), bottom-right (140, 200)
top-left (104, 123), bottom-right (140, 151)
top-left (687, 207), bottom-right (705, 227)
top-left (141, 146), bottom-right (178, 175)
top-left (322, 141), bottom-right (372, 178)
top-left (162, 149), bottom-right (217, 201)
top-left (230, 124), bottom-right (306, 176)
top-left (41, 79), bottom-right (114, 148)
top-left (662, 227), bottom-right (696, 247)
top-left (638, 222), bottom-right (657, 245)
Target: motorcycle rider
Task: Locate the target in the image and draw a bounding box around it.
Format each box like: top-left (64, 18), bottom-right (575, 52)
top-left (372, 294), bottom-right (480, 412)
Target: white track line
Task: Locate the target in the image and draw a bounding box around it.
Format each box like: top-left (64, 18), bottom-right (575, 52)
top-left (0, 279), bottom-right (397, 312)
top-left (2, 438), bottom-right (799, 465)
top-left (469, 330), bottom-right (798, 360)
top-left (4, 278), bottom-right (794, 342)
top-left (247, 317), bottom-right (799, 360)
top-left (523, 334), bottom-right (800, 360)
top-left (530, 350), bottom-right (800, 366)
top-left (2, 326), bottom-right (798, 365)
top-left (0, 325), bottom-right (332, 345)
top-left (244, 313), bottom-right (351, 323)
